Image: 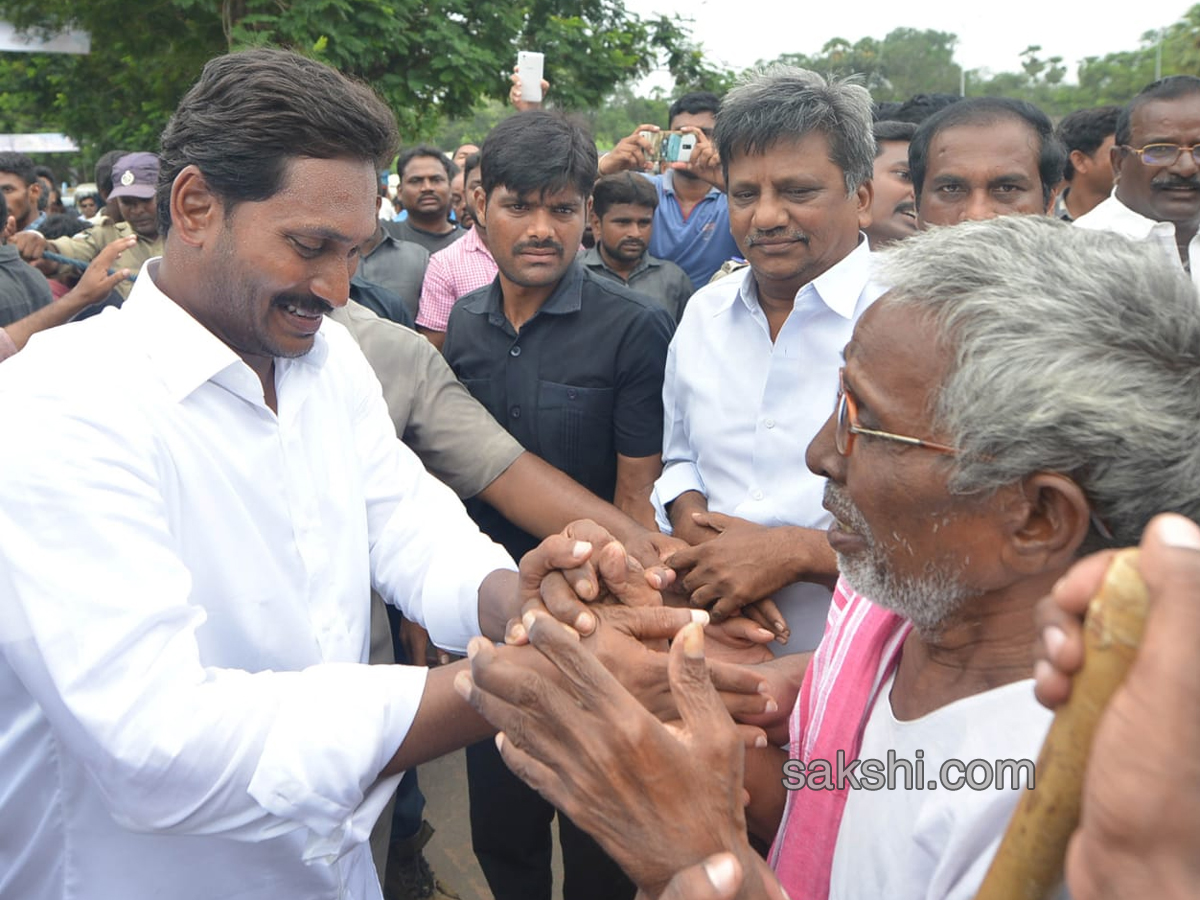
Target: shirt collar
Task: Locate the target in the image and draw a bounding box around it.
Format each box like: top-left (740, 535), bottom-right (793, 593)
top-left (123, 258), bottom-right (330, 404)
top-left (580, 246), bottom-right (657, 278)
top-left (462, 260), bottom-right (585, 323)
top-left (734, 234), bottom-right (873, 321)
top-left (1100, 192), bottom-right (1179, 240)
top-left (660, 169), bottom-right (723, 200)
top-left (463, 226), bottom-right (490, 254)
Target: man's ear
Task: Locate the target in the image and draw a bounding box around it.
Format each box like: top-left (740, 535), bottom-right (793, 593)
top-left (1069, 148), bottom-right (1091, 177)
top-left (1000, 473), bottom-right (1092, 576)
top-left (854, 179), bottom-right (874, 230)
top-left (1109, 144), bottom-right (1125, 184)
top-left (472, 186), bottom-right (488, 230)
top-left (170, 165), bottom-right (220, 248)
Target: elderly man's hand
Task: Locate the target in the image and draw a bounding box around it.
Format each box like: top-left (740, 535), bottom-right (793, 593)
top-left (515, 520), bottom-right (666, 643)
top-left (1034, 514), bottom-right (1200, 900)
top-left (457, 615), bottom-right (765, 899)
top-left (641, 852), bottom-right (793, 900)
top-left (666, 514), bottom-right (836, 639)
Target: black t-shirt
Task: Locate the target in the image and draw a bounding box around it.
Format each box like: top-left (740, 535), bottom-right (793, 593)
top-left (443, 262), bottom-right (674, 560)
top-left (382, 218), bottom-right (464, 255)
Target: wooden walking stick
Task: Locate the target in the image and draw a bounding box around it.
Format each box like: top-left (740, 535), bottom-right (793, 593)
top-left (974, 549), bottom-right (1149, 900)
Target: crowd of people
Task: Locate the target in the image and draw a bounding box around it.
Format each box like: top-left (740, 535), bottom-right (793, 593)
top-left (0, 46), bottom-right (1198, 900)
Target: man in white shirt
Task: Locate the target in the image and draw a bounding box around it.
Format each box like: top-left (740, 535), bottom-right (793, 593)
top-left (653, 66), bottom-right (881, 650)
top-left (1075, 75), bottom-right (1200, 287)
top-left (0, 49), bottom-right (722, 900)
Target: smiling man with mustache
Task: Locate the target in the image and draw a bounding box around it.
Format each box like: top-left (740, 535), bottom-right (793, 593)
top-left (653, 66), bottom-right (882, 652)
top-left (1076, 75), bottom-right (1200, 287)
top-left (581, 172), bottom-right (695, 322)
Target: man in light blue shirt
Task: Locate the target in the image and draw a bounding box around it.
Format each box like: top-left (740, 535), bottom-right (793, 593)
top-left (599, 92), bottom-right (740, 286)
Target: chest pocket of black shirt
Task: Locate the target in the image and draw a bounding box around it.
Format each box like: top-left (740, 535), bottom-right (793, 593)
top-left (536, 381), bottom-right (615, 482)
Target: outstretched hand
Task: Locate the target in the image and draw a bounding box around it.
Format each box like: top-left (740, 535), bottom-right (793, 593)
top-left (457, 615), bottom-right (765, 898)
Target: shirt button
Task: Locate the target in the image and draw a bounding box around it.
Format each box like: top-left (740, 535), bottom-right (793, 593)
top-left (764, 418), bottom-right (776, 429)
top-left (752, 489), bottom-right (764, 501)
top-left (510, 345), bottom-right (521, 358)
top-left (510, 405), bottom-right (521, 419)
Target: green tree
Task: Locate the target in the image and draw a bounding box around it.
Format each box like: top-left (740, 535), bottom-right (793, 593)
top-left (759, 28), bottom-right (961, 102)
top-left (972, 45), bottom-right (1075, 116)
top-left (0, 0), bottom-right (719, 158)
top-left (1074, 6), bottom-right (1200, 107)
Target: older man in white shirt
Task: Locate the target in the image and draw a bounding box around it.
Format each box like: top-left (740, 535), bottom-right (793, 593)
top-left (1075, 75), bottom-right (1200, 288)
top-left (654, 66), bottom-right (883, 651)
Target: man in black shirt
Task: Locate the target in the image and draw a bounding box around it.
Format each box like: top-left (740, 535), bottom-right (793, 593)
top-left (442, 111), bottom-right (674, 900)
top-left (384, 145), bottom-right (464, 254)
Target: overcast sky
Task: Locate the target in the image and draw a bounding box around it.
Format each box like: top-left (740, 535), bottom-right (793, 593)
top-left (624, 1), bottom-right (1196, 88)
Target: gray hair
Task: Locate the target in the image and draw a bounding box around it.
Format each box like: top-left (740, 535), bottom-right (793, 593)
top-left (876, 215), bottom-right (1200, 554)
top-left (713, 65), bottom-right (875, 194)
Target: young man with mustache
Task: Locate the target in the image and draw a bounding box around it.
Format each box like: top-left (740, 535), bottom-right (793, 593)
top-left (1075, 75), bottom-right (1200, 286)
top-left (441, 109), bottom-right (675, 900)
top-left (581, 172), bottom-right (694, 322)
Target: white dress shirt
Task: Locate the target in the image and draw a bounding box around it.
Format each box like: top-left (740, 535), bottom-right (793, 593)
top-left (0, 262), bottom-right (515, 900)
top-left (1074, 193), bottom-right (1200, 290)
top-left (652, 238), bottom-right (883, 649)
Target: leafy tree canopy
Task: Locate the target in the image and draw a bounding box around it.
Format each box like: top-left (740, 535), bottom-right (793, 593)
top-left (0, 0), bottom-right (722, 172)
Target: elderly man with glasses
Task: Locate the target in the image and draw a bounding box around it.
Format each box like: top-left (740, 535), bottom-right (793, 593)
top-left (1075, 75), bottom-right (1200, 286)
top-left (453, 215), bottom-right (1200, 900)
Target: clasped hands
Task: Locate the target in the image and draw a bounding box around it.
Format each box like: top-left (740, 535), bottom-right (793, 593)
top-left (453, 518), bottom-right (784, 899)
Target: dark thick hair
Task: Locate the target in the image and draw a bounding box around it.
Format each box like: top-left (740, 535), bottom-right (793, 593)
top-left (591, 172), bottom-right (658, 218)
top-left (39, 213), bottom-right (90, 240)
top-left (1115, 75), bottom-right (1200, 146)
top-left (893, 93), bottom-right (962, 125)
top-left (479, 111), bottom-right (597, 201)
top-left (157, 48), bottom-right (399, 235)
top-left (910, 97), bottom-right (1065, 207)
top-left (0, 152), bottom-right (36, 185)
top-left (668, 91), bottom-right (721, 124)
top-left (1057, 105), bottom-right (1121, 180)
top-left (873, 120), bottom-right (917, 157)
top-left (462, 151), bottom-right (482, 185)
top-left (396, 144), bottom-right (453, 181)
top-left (94, 149), bottom-right (129, 197)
